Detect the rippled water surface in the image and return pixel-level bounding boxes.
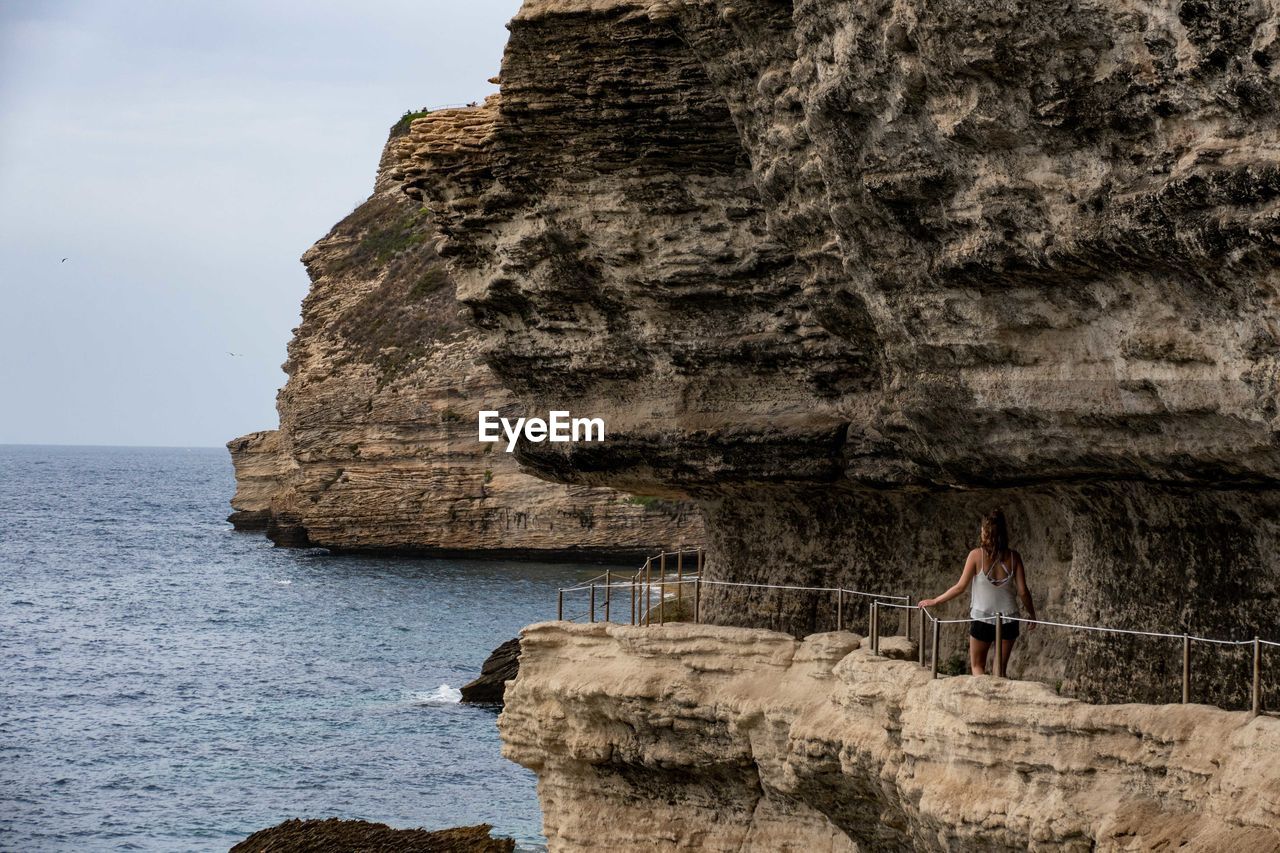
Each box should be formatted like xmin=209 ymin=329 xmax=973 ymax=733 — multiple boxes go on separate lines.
xmin=0 ymin=445 xmax=609 ymax=851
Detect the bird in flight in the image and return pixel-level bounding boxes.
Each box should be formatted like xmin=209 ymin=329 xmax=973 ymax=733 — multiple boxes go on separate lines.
xmin=228 ymin=352 xmax=243 ymax=357
xmin=61 ymin=258 xmax=68 ymax=263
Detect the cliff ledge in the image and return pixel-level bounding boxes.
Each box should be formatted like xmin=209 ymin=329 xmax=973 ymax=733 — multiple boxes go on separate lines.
xmin=502 ymin=621 xmax=1280 ymax=852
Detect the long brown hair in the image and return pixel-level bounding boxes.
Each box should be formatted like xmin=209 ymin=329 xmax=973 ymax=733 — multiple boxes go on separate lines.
xmin=980 ymin=509 xmax=1009 ymax=561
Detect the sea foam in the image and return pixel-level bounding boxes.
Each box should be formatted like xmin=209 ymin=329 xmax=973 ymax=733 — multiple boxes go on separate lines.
xmin=412 ymin=684 xmax=462 ymax=706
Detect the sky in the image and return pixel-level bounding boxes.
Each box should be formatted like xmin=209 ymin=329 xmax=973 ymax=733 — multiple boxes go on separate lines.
xmin=0 ymin=0 xmax=520 ymax=447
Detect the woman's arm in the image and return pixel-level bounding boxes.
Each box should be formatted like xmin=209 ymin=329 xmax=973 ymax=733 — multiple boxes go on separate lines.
xmin=919 ymin=551 xmax=977 ymax=608
xmin=1014 ymin=551 xmax=1037 ymax=630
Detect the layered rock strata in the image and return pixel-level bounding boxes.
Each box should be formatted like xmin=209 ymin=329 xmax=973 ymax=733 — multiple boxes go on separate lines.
xmin=394 ymin=0 xmax=1280 ymax=704
xmin=226 ymin=430 xmax=286 ymax=531
xmin=502 ymin=621 xmax=1280 ymax=852
xmin=228 ymin=123 xmax=702 ymax=557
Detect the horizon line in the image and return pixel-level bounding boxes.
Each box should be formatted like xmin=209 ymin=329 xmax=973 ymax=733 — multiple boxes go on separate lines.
xmin=0 ymin=442 xmax=226 ymax=450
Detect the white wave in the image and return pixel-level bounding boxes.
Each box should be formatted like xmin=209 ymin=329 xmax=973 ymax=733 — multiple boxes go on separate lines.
xmin=411 ymin=684 xmax=462 ymax=706
xmin=275 ymin=579 xmax=292 ymax=586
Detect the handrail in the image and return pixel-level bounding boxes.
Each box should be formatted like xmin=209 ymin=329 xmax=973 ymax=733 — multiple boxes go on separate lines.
xmin=555 ymin=548 xmax=1275 ymax=715
xmin=920 ymin=605 xmax=1271 ymax=712
xmin=920 ymin=607 xmax=1267 ymax=646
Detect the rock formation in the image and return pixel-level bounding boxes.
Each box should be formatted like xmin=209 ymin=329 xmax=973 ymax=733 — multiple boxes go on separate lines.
xmin=502 ymin=621 xmax=1280 ymax=852
xmin=228 ymin=119 xmax=702 ymax=558
xmin=461 ymin=637 xmax=521 ymax=704
xmin=231 ymin=818 xmax=515 ymax=852
xmin=394 ymin=0 xmax=1280 ymax=705
xmin=226 ymin=430 xmax=286 ymax=531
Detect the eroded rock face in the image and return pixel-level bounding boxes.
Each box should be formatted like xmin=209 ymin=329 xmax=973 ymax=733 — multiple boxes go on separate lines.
xmin=226 ymin=430 xmax=286 ymax=531
xmin=229 ymin=125 xmax=701 ymax=557
xmin=501 ymin=622 xmax=1280 ymax=852
xmin=394 ymin=0 xmax=1280 ymax=703
xmin=398 ymin=0 xmax=1280 ymax=487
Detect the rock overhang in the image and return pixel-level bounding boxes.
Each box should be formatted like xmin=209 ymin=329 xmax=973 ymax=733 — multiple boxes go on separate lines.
xmin=394 ymin=0 xmax=1280 ymax=493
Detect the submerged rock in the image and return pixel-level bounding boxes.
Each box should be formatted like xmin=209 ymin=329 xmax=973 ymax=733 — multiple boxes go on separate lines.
xmin=461 ymin=638 xmax=521 ymax=705
xmin=230 ymin=818 xmax=514 ymax=852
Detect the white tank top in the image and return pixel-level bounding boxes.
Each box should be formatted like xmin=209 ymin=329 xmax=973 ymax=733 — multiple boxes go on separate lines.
xmin=970 ymin=550 xmax=1019 ymax=624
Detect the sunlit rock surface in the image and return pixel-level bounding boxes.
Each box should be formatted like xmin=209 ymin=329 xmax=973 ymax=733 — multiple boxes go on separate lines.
xmin=501 ymin=622 xmax=1280 ymax=852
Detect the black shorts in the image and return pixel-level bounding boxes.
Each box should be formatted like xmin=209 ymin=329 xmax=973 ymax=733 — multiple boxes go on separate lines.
xmin=970 ymin=619 xmax=1019 ymax=643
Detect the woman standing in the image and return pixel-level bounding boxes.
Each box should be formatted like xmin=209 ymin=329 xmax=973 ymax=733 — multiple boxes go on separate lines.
xmin=919 ymin=509 xmax=1037 ymax=675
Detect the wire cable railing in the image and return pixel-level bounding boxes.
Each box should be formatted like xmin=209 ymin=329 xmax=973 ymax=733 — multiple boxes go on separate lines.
xmin=558 ymin=548 xmax=910 ymax=630
xmin=555 ymin=549 xmax=1275 ymax=715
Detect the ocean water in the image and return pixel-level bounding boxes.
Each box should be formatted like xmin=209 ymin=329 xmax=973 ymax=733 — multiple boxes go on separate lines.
xmin=0 ymin=445 xmax=610 ymax=851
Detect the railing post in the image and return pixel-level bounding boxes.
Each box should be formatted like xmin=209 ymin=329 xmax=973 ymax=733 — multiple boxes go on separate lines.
xmin=697 ymin=545 xmax=704 ymax=619
xmin=871 ymin=600 xmax=880 ymax=655
xmin=918 ymin=605 xmax=925 ymax=667
xmin=1182 ymin=634 xmax=1191 ymax=704
xmin=590 ymin=584 xmax=596 ymax=623
xmin=604 ymin=570 xmax=611 ymax=623
xmin=558 ymin=588 xmax=563 ymax=621
xmin=931 ymin=617 xmax=940 ymax=679
xmin=836 ymin=588 xmax=844 ymax=632
xmin=1253 ymin=637 xmax=1262 ymax=716
xmin=905 ymin=595 xmax=913 ymax=637
xmin=994 ymin=613 xmax=1004 ymax=677
xmin=644 ymin=558 xmax=652 ymax=626
xmin=677 ymin=549 xmax=684 ymax=615
xmin=659 ymin=551 xmax=666 ymax=626
xmin=694 ymin=576 xmax=701 ymax=624
xmin=630 ymin=577 xmax=637 ymax=625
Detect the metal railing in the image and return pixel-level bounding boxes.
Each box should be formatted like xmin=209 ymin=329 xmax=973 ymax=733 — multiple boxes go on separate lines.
xmin=555 ymin=550 xmax=1277 ymax=716
xmin=920 ymin=607 xmax=1275 ymax=714
xmin=557 ymin=548 xmax=713 ymax=627
xmin=558 ymin=548 xmax=911 ymax=630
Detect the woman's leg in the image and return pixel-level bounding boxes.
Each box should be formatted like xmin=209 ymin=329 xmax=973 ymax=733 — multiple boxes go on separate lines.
xmin=999 ymin=638 xmax=1017 ymax=674
xmin=969 ymin=636 xmax=991 ymax=675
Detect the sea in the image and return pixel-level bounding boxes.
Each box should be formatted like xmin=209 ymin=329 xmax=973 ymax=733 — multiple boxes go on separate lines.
xmin=0 ymin=444 xmax=612 ymax=851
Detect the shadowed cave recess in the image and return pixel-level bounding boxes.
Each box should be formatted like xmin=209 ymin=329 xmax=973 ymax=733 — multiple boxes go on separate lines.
xmin=393 ymin=0 xmax=1280 ymax=707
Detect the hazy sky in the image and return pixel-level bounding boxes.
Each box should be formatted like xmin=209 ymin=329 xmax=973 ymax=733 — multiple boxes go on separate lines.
xmin=0 ymin=0 xmax=519 ymax=447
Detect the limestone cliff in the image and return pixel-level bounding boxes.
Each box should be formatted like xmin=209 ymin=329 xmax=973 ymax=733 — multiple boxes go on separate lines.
xmin=228 ymin=122 xmax=702 ymax=557
xmin=394 ymin=0 xmax=1280 ymax=705
xmin=502 ymin=622 xmax=1280 ymax=852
